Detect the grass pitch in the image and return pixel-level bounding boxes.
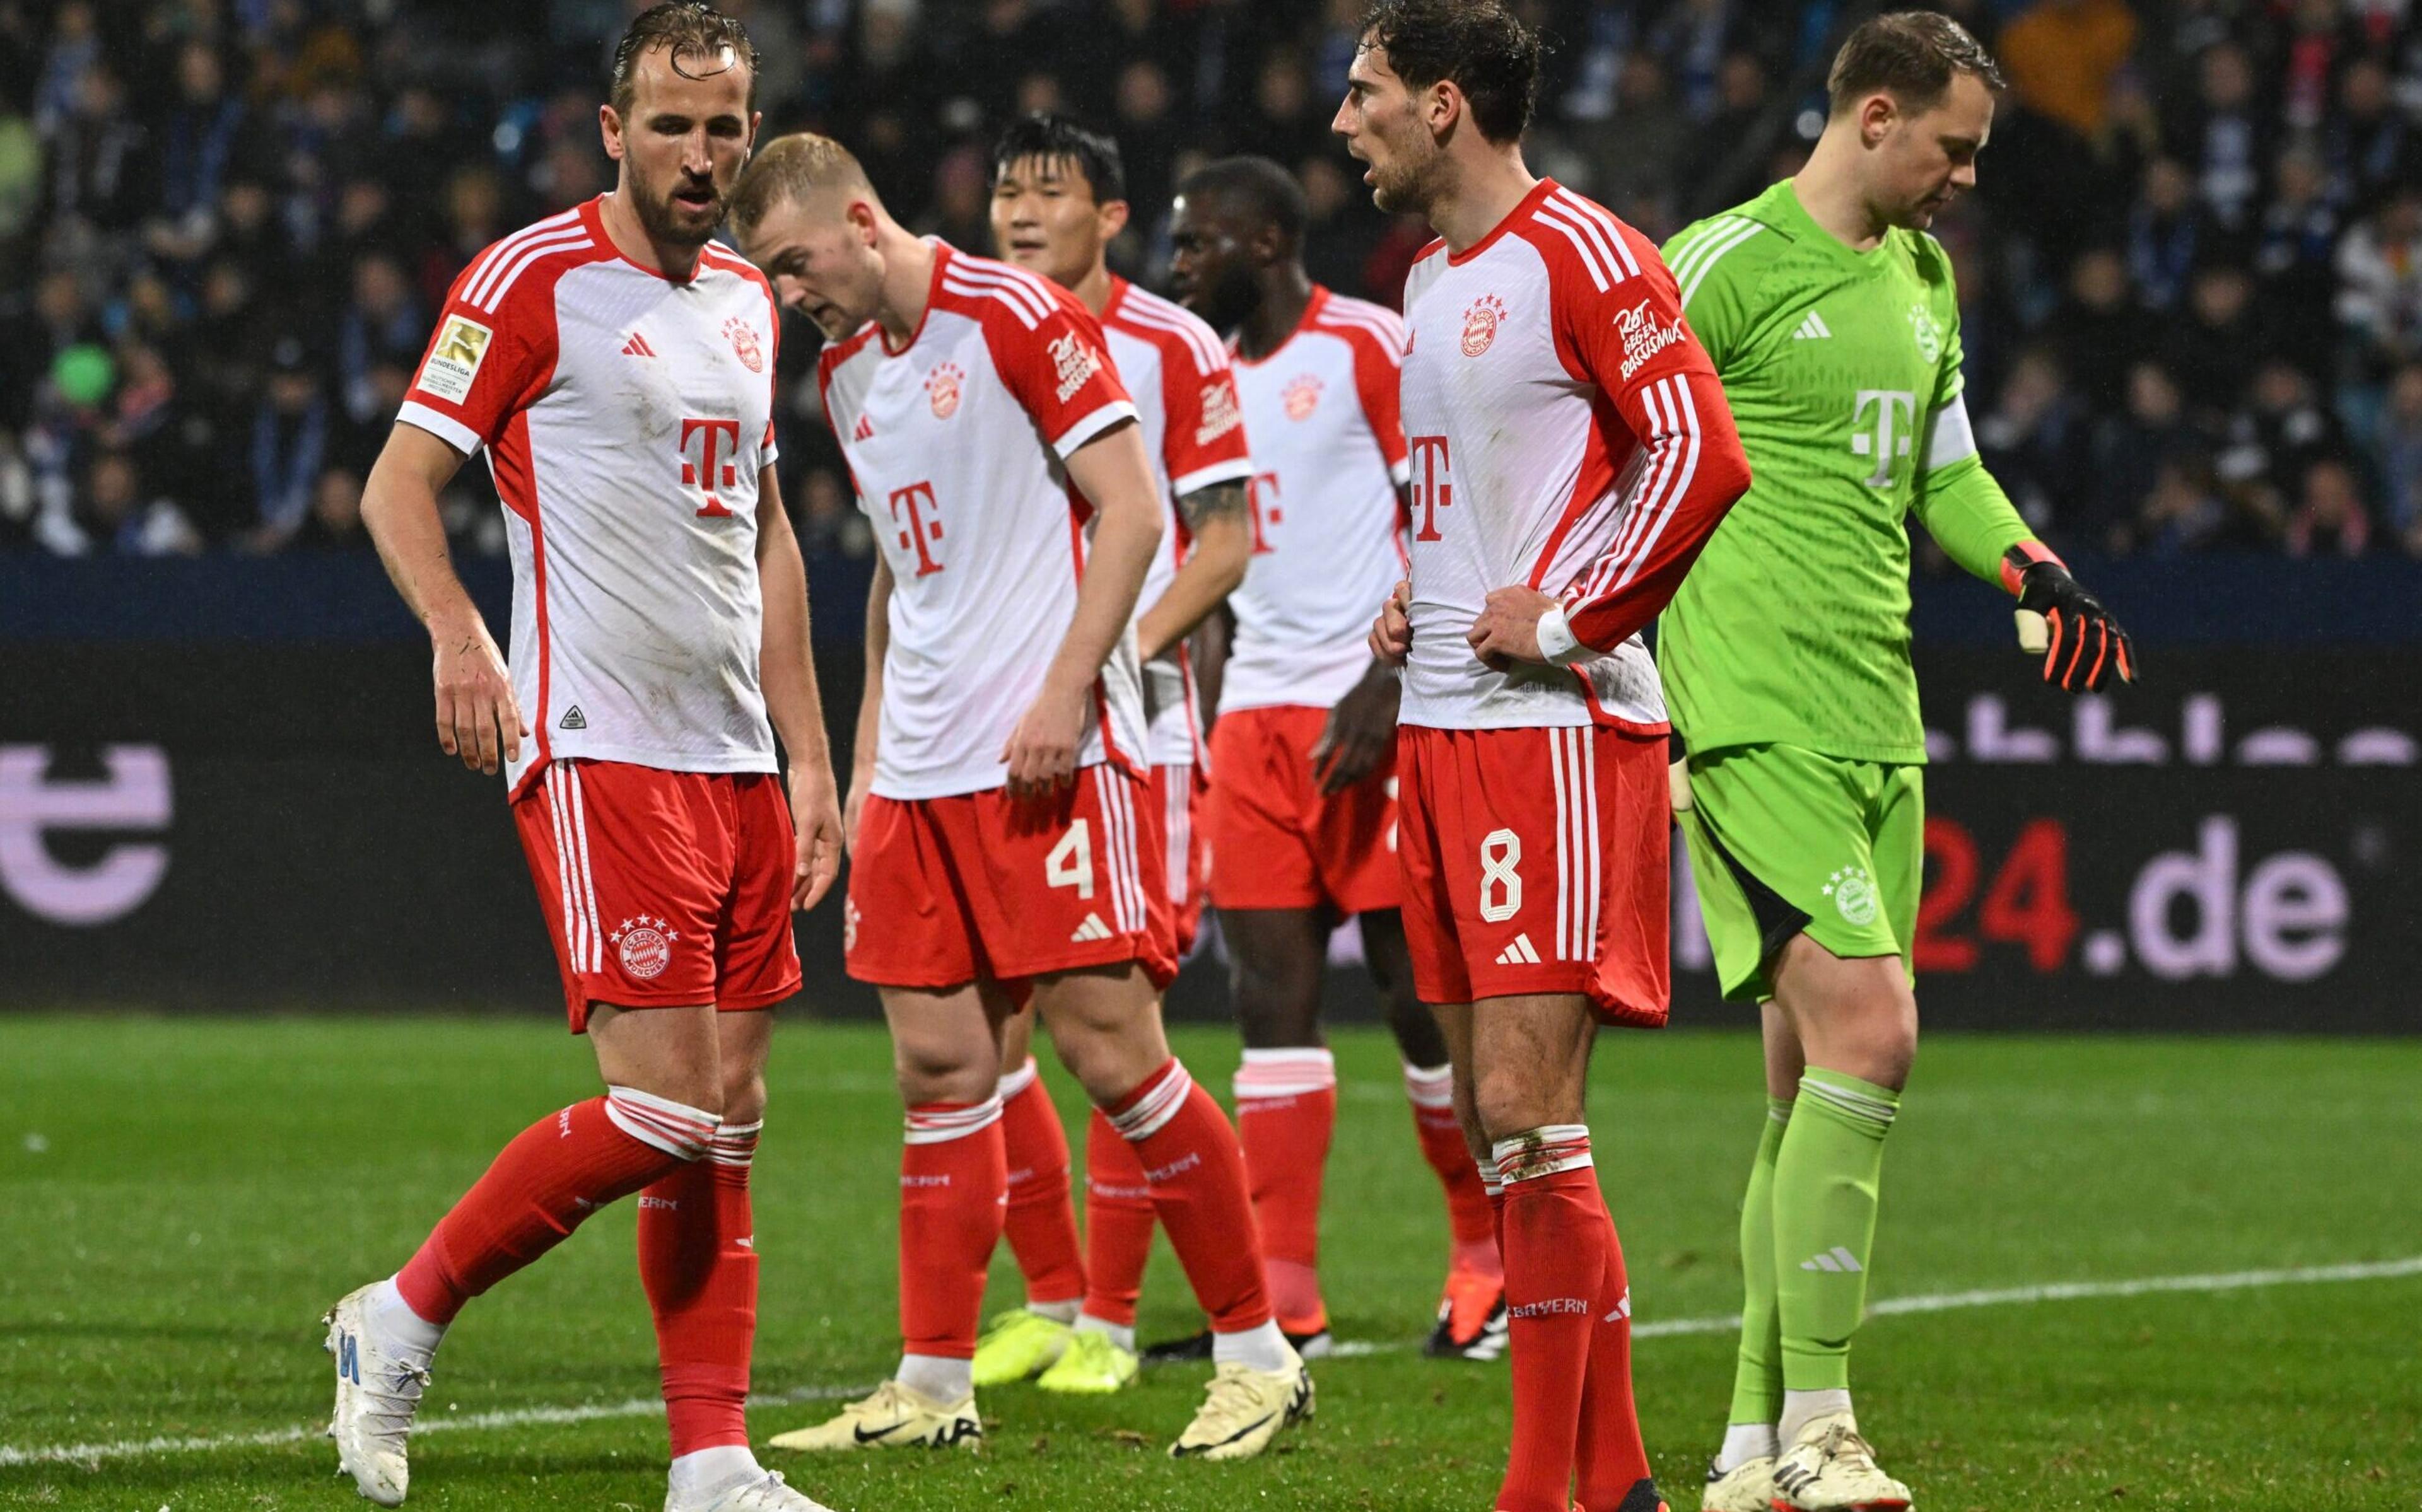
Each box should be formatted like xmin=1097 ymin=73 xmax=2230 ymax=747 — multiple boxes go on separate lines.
xmin=3 ymin=1015 xmax=2418 ymax=1511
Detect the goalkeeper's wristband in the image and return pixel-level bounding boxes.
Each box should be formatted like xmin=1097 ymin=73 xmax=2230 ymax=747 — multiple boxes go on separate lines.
xmin=2001 ymin=543 xmax=2138 ymax=692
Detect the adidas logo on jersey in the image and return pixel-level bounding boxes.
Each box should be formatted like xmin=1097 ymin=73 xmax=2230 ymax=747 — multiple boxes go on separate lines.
xmin=1793 ymin=311 xmax=1832 ymax=340
xmin=558 ymin=706 xmax=587 ymax=731
xmin=621 ymin=332 xmax=656 ymax=358
xmin=1071 ymin=913 xmax=1114 ymax=943
xmin=853 ymin=413 xmax=874 ymax=442
xmin=1494 ymin=933 xmax=1542 ymax=966
xmin=1800 ymin=1246 xmax=1864 ymax=1273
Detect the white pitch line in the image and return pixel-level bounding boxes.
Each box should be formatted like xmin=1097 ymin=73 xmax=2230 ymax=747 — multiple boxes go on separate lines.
xmin=9 ymin=1255 xmax=2419 ymax=1469
xmin=1319 ymin=1253 xmax=2422 ymax=1357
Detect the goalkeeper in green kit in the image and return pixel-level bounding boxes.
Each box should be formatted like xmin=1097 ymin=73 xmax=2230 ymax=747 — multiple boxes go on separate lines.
xmin=1657 ymin=15 xmax=2133 ymax=1512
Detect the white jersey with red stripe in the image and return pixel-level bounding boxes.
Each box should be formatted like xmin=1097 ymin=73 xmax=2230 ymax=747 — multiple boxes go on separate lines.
xmin=819 ymin=241 xmax=1147 ymax=801
xmin=1397 ymin=178 xmax=1748 ymax=733
xmin=396 ymin=195 xmax=783 ymax=798
xmin=1099 ymin=275 xmax=1253 ymax=764
xmin=1220 ymin=286 xmax=1410 ymax=715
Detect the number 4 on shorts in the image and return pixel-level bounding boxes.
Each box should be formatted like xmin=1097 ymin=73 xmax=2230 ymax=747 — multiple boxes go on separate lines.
xmin=1047 ymin=820 xmax=1094 ymax=899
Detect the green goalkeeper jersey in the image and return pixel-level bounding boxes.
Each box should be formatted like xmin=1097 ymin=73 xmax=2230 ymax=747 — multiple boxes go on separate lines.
xmin=1656 ymin=178 xmax=2030 ymax=765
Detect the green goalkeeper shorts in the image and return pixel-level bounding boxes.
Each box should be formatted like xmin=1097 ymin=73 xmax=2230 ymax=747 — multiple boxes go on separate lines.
xmin=1675 ymin=742 xmax=1923 ymax=1003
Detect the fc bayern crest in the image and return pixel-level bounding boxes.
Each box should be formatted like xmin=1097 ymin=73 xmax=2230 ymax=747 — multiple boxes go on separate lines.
xmin=723 ymin=317 xmax=764 ymax=373
xmin=1283 ymin=374 xmax=1323 ymax=421
xmin=612 ymin=914 xmax=679 ymax=979
xmin=926 ymin=362 xmax=964 ymax=419
xmin=1461 ymin=294 xmax=1506 ymax=358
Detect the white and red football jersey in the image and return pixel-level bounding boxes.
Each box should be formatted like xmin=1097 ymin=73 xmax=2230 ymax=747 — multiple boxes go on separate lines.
xmin=819 ymin=241 xmax=1147 ymax=800
xmin=1099 ymin=276 xmax=1254 ymax=764
xmin=1220 ymin=286 xmax=1410 ymax=714
xmin=1397 ymin=178 xmax=1749 ymax=732
xmin=397 ymin=196 xmax=783 ymax=798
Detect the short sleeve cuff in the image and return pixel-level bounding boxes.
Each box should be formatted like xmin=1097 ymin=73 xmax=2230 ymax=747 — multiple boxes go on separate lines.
xmin=1387 ymin=457 xmax=1412 ymax=487
xmin=1051 ymin=399 xmax=1140 ymax=459
xmin=396 ymin=402 xmax=481 ymax=458
xmin=1170 ymin=456 xmax=1254 ymax=497
xmin=1536 ymin=604 xmax=1594 ymax=666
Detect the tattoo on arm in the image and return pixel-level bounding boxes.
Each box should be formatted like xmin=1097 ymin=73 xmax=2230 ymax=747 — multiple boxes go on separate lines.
xmin=1178 ymin=480 xmax=1248 ymax=529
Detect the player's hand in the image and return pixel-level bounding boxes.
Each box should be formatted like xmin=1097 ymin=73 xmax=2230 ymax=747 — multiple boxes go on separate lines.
xmin=1002 ymin=679 xmax=1086 ymax=800
xmin=787 ymin=761 xmax=844 ymax=911
xmin=430 ymin=615 xmax=525 ymax=776
xmin=1465 ymin=584 xmax=1559 ymax=672
xmin=2007 ymin=549 xmax=2137 ymax=692
xmin=1368 ymin=578 xmax=1412 ymax=665
xmin=1311 ymin=662 xmax=1401 ymax=795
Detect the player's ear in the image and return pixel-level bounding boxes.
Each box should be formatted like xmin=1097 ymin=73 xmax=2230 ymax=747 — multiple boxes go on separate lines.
xmin=1861 ymin=92 xmax=1897 ymax=148
xmin=599 ymin=103 xmax=626 ymax=161
xmin=1100 ymin=199 xmax=1131 ymax=241
xmin=1428 ymin=79 xmax=1460 ymax=139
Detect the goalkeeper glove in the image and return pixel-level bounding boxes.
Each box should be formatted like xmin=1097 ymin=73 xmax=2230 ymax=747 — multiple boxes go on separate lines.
xmin=2001 ymin=542 xmax=2136 ymax=692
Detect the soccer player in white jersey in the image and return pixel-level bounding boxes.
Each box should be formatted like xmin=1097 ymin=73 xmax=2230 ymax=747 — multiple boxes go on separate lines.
xmin=965 ymin=115 xmax=1258 ymax=1397
xmin=324 ymin=9 xmax=844 ymax=1512
xmin=1339 ymin=4 xmax=1753 ymax=1511
xmin=729 ymin=133 xmax=1311 ymax=1463
xmin=1166 ymin=154 xmax=1508 ymax=1363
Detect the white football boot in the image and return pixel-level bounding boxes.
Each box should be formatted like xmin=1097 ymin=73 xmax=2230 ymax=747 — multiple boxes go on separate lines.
xmin=665 ymin=1467 xmax=842 ymax=1512
xmin=322 ymin=1284 xmax=432 ymax=1506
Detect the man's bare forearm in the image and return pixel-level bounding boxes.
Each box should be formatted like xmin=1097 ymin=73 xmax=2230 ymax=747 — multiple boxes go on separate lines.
xmin=1136 ymin=480 xmax=1249 ymax=661
xmin=1051 ymin=422 xmax=1163 ymax=695
xmin=363 ymin=426 xmax=479 ymax=637
xmin=855 ymin=557 xmax=893 ymax=773
xmin=753 ymin=482 xmax=833 ymax=771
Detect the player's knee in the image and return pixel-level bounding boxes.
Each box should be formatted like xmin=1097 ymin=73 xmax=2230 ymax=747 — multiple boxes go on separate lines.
xmin=1229 ymin=956 xmax=1321 ymax=1048
xmin=720 ymin=1066 xmax=768 ymax=1128
xmin=1384 ymin=992 xmax=1449 ymax=1067
xmin=1470 ymin=1069 xmax=1574 ymax=1147
xmin=892 ymin=1042 xmax=995 ymax=1108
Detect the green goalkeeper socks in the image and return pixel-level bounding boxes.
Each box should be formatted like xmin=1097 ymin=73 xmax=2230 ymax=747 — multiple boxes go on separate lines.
xmin=1726 ymin=1097 xmax=1794 ymax=1429
xmin=1772 ymin=1067 xmax=1900 ymax=1393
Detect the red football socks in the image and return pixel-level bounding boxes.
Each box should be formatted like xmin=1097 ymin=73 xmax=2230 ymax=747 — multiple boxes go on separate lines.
xmin=898 ymin=1098 xmax=1007 ymax=1360
xmin=1079 ymin=1107 xmax=1157 ymax=1329
xmin=996 ymin=1059 xmax=1085 ymax=1308
xmin=1104 ymin=1059 xmax=1273 ymax=1334
xmin=640 ymin=1120 xmax=761 ymax=1456
xmin=1405 ymin=1061 xmax=1504 ymax=1281
xmin=395 ymin=1088 xmax=715 ymax=1326
xmin=1494 ymin=1125 xmax=1610 ymax=1512
xmin=1574 ymin=1188 xmax=1652 ymax=1512
xmin=1234 ymin=1048 xmax=1337 ymax=1332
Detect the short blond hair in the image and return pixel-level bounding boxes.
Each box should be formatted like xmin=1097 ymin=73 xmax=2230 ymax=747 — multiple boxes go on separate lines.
xmin=731 ymin=133 xmax=877 ymax=236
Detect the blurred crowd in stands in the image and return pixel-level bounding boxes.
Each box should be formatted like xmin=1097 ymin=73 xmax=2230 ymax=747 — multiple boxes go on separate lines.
xmin=5 ymin=0 xmax=2422 ymax=564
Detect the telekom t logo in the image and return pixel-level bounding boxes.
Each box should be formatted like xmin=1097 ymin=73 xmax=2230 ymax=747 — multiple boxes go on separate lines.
xmin=1409 ymin=434 xmax=1453 ymax=541
xmin=1851 ymin=390 xmax=1917 ymax=489
xmin=889 ymin=480 xmax=945 ymax=575
xmin=681 ymin=417 xmax=744 ymax=517
xmin=1246 ymin=471 xmax=1281 ymax=555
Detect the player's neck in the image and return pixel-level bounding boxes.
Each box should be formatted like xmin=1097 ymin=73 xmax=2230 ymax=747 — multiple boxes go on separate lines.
xmin=1238 ymin=266 xmax=1314 ymax=361
xmin=1429 ymin=146 xmax=1535 ymax=255
xmin=874 ymin=222 xmax=937 ymax=348
xmin=1068 ymin=260 xmax=1116 ymax=317
xmin=1793 ymin=138 xmax=1891 ymax=252
xmin=597 ymin=190 xmax=705 ymax=282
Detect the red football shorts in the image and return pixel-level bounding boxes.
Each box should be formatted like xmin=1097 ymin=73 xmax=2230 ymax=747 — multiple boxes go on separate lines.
xmin=1206 ymin=704 xmax=1400 ymax=916
xmin=845 ymin=764 xmax=1179 ymax=991
xmin=1150 ymin=759 xmax=1209 ymax=957
xmin=1396 ymin=723 xmax=1670 ymax=1025
xmin=512 ymin=759 xmax=803 ymax=1032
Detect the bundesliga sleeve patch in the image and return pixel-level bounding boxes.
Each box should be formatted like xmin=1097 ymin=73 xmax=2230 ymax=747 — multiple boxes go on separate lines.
xmin=416 ymin=315 xmax=494 ymax=404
